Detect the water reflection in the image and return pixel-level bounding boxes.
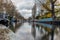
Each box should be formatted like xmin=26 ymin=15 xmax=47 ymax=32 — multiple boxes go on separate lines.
xmin=14 ymin=22 xmax=60 ymax=40
xmin=15 ymin=22 xmax=34 ymax=40
xmin=35 ymin=22 xmax=60 ymax=40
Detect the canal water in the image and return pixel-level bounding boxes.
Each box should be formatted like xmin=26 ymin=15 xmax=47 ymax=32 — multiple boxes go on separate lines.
xmin=13 ymin=22 xmax=60 ymax=40
xmin=15 ymin=22 xmax=34 ymax=40
xmin=14 ymin=22 xmax=49 ymax=40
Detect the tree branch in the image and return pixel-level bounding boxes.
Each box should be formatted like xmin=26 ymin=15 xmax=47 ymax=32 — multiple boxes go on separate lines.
xmin=42 ymin=4 xmax=52 ymax=11
xmin=38 ymin=0 xmax=51 ymax=12
xmin=53 ymin=0 xmax=57 ymax=3
xmin=55 ymin=9 xmax=60 ymax=13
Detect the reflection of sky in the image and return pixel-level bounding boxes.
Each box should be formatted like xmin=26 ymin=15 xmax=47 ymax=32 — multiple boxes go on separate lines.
xmin=16 ymin=22 xmax=32 ymax=33
xmin=15 ymin=22 xmax=34 ymax=40
xmin=11 ymin=0 xmax=34 ymax=19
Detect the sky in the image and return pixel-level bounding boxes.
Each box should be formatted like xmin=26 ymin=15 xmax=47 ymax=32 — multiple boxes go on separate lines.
xmin=11 ymin=0 xmax=34 ymax=19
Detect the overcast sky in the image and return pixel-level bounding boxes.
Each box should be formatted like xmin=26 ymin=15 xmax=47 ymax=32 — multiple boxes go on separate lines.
xmin=11 ymin=0 xmax=34 ymax=19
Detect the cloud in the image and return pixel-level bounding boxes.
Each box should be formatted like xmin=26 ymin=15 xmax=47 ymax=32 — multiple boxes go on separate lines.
xmin=11 ymin=0 xmax=34 ymax=19
xmin=20 ymin=9 xmax=32 ymax=13
xmin=12 ymin=0 xmax=34 ymax=9
xmin=19 ymin=9 xmax=32 ymax=19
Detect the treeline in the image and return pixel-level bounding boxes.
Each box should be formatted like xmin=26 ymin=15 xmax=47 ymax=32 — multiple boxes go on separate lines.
xmin=0 ymin=0 xmax=24 ymax=20
xmin=36 ymin=0 xmax=60 ymax=20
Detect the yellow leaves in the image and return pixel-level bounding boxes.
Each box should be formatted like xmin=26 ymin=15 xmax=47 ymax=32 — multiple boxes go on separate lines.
xmin=44 ymin=27 xmax=51 ymax=32
xmin=40 ymin=12 xmax=52 ymax=19
xmin=46 ymin=12 xmax=52 ymax=17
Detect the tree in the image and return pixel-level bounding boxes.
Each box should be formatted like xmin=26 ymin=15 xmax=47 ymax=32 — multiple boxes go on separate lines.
xmin=37 ymin=0 xmax=60 ymax=40
xmin=38 ymin=0 xmax=60 ymax=19
xmin=39 ymin=0 xmax=60 ymax=40
xmin=0 ymin=0 xmax=25 ymax=32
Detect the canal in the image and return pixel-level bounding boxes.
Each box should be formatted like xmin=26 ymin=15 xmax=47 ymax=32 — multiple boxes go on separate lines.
xmin=13 ymin=22 xmax=60 ymax=40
